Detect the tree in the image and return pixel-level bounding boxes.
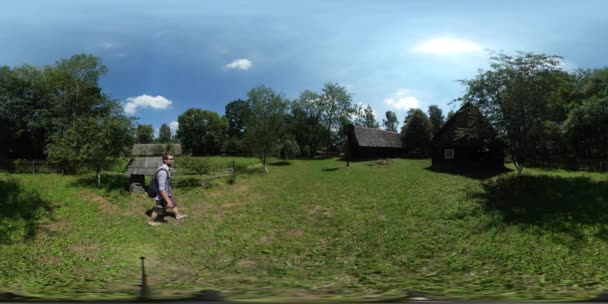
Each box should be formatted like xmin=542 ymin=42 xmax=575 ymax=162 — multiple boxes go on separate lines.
xmin=400 ymin=108 xmax=416 ymax=134
xmin=45 ymin=54 xmax=109 ymax=132
xmin=159 ymin=123 xmax=172 ymax=143
xmin=447 ymin=110 xmax=455 ymax=121
xmin=562 ymin=67 xmax=608 ymax=160
xmin=46 ymin=101 xmax=134 ymax=181
xmin=401 ymin=108 xmax=432 ymax=155
xmin=362 ymin=105 xmax=379 ymax=128
xmin=223 ymin=99 xmax=252 ymax=155
xmin=0 ymin=65 xmax=51 ymax=159
xmin=225 ymin=99 xmax=250 ymax=139
xmin=278 ymin=137 xmax=300 ymax=162
xmin=456 ymin=51 xmax=566 ymax=174
xmin=137 ymin=124 xmax=154 ymax=143
xmin=428 ymin=105 xmax=445 ymax=137
xmin=319 ymin=82 xmax=354 ymax=156
xmin=243 ymin=86 xmax=288 ymax=172
xmin=176 ymin=108 xmax=228 ymax=156
xmin=382 ymin=111 xmax=399 ymax=132
xmin=289 ymin=90 xmax=325 ymax=157
xmin=352 ymin=104 xmax=365 ymax=126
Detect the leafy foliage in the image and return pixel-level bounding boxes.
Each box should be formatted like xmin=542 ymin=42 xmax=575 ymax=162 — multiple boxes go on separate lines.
xmin=158 ymin=123 xmax=172 ymax=143
xmin=401 ymin=108 xmax=432 ymax=154
xmin=319 ymin=83 xmax=354 ymax=155
xmin=243 ymin=86 xmax=288 ymax=171
xmin=457 ymin=51 xmax=567 ymax=174
xmin=136 ymin=124 xmax=154 ymax=143
xmin=428 ymin=105 xmax=445 ymax=137
xmin=382 ymin=110 xmax=399 ymax=132
xmin=177 ymin=108 xmax=228 ymax=156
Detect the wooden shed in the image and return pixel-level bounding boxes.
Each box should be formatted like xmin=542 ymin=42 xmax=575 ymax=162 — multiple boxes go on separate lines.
xmin=431 ymin=103 xmax=504 ymax=170
xmin=125 ymin=144 xmax=182 ymax=193
xmin=345 ymin=124 xmax=404 ymax=158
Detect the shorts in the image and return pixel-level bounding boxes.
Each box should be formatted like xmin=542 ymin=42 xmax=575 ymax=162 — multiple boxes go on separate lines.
xmin=153 ymin=198 xmax=177 ymax=216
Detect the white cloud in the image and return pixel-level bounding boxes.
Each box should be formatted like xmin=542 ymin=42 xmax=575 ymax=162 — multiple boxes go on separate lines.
xmin=169 ymin=121 xmax=179 ymax=133
xmin=384 ymin=88 xmax=421 ymax=111
xmin=124 ymin=95 xmax=172 ymax=115
xmin=413 ymin=37 xmax=482 ymax=55
xmin=558 ymin=58 xmax=578 ymax=72
xmin=99 ymin=42 xmax=114 ymax=49
xmin=225 ymin=59 xmax=252 ymax=70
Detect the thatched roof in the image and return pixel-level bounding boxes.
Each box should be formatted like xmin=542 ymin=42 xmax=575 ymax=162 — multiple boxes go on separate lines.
xmin=131 ymin=144 xmax=182 ymax=156
xmin=124 ymin=157 xmax=164 ymax=175
xmin=351 ymin=125 xmax=404 ymax=148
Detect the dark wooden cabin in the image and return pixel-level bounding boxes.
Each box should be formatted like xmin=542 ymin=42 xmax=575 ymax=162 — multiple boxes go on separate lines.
xmin=345 ymin=124 xmax=404 ymax=158
xmin=431 ymin=103 xmax=504 ymax=170
xmin=125 ymin=144 xmax=182 ymax=192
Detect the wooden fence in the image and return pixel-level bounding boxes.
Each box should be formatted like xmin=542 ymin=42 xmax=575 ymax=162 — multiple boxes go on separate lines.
xmin=12 ymin=160 xmax=62 ymax=174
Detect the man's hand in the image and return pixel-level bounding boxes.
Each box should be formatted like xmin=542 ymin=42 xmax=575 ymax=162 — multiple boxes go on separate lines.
xmin=161 ymin=191 xmax=174 ymax=208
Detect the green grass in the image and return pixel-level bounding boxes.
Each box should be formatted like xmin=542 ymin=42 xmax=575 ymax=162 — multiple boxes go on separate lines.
xmin=1 ymin=158 xmax=607 ymax=301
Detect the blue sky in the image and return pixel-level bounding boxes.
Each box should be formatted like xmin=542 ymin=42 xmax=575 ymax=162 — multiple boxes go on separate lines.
xmin=2 ymin=0 xmax=607 ymax=135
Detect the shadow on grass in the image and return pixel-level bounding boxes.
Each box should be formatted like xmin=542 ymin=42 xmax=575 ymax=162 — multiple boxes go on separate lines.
xmin=426 ymin=166 xmax=513 ymax=180
xmin=70 ymin=173 xmax=130 ymax=192
xmin=469 ymin=174 xmax=608 ymax=242
xmin=322 ymin=168 xmax=340 ymax=172
xmin=269 ymin=161 xmax=292 ymax=166
xmin=0 ymin=179 xmax=54 ymax=244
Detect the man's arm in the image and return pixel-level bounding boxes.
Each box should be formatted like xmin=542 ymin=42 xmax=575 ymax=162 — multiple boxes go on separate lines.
xmin=157 ymin=170 xmax=174 ymax=208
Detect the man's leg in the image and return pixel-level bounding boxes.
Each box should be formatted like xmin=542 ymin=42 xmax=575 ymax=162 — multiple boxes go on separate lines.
xmin=173 ymin=207 xmax=187 ymax=220
xmin=170 ymin=197 xmax=187 ymax=220
xmin=148 ymin=201 xmax=165 ymax=226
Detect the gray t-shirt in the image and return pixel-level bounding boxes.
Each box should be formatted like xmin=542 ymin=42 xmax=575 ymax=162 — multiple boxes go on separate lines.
xmin=155 ymin=164 xmax=172 ymax=201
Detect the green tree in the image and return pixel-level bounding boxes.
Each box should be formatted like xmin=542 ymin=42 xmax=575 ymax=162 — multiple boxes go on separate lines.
xmin=562 ymin=67 xmax=608 ymax=160
xmin=428 ymin=105 xmax=445 ymax=137
xmin=223 ymin=99 xmax=251 ymax=155
xmin=0 ymin=65 xmax=51 ymax=159
xmin=447 ymin=110 xmax=455 ymax=121
xmin=177 ymin=108 xmax=228 ymax=156
xmin=225 ymin=99 xmax=250 ymax=138
xmin=362 ymin=105 xmax=379 ymax=128
xmin=159 ymin=123 xmax=172 ymax=143
xmin=278 ymin=137 xmax=301 ymax=162
xmin=46 ymin=101 xmax=134 ymax=181
xmin=400 ymin=108 xmax=416 ymax=134
xmin=401 ymin=108 xmax=432 ymax=155
xmin=382 ymin=110 xmax=399 ymax=132
xmin=457 ymin=51 xmax=566 ymax=174
xmin=45 ymin=54 xmax=109 ymax=131
xmin=319 ymin=82 xmax=354 ymax=156
xmin=289 ymin=90 xmax=325 ymax=157
xmin=137 ymin=124 xmax=154 ymax=143
xmin=243 ymin=86 xmax=288 ymax=172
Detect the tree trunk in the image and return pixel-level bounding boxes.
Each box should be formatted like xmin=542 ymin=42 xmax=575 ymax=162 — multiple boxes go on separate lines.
xmin=263 ymin=152 xmax=268 ymax=173
xmin=97 ymin=166 xmax=101 ymax=187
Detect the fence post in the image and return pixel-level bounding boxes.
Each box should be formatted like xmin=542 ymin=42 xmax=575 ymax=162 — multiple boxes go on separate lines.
xmin=32 ymin=160 xmax=35 ymax=174
xmin=232 ymin=160 xmax=236 ymax=182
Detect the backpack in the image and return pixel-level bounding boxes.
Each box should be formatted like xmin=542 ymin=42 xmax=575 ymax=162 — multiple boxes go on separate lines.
xmin=147 ymin=168 xmax=168 ymax=198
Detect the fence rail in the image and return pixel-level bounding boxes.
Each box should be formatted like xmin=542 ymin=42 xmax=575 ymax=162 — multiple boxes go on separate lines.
xmin=12 ymin=160 xmax=62 ymax=174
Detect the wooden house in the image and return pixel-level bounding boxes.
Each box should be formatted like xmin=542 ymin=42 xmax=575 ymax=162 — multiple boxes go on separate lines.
xmin=345 ymin=124 xmax=404 ymax=158
xmin=431 ymin=103 xmax=504 ymax=170
xmin=125 ymin=144 xmax=182 ymax=193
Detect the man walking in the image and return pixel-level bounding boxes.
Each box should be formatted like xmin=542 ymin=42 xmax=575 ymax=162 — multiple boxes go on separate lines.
xmin=148 ymin=153 xmax=187 ymax=226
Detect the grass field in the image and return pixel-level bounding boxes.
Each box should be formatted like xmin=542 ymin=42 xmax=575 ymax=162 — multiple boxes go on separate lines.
xmin=1 ymin=157 xmax=607 ymax=301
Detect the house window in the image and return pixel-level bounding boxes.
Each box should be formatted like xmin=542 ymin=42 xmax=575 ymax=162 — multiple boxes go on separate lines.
xmin=444 ymin=149 xmax=454 ymax=159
